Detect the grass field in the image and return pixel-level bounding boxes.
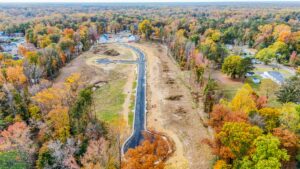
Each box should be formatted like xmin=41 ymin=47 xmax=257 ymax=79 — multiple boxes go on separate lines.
xmin=128 ymin=95 xmax=135 ymax=127
xmin=93 ymin=78 xmax=126 ymax=123
xmin=220 ymin=76 xmax=281 ymax=107
xmin=128 ymin=80 xmax=137 ymax=127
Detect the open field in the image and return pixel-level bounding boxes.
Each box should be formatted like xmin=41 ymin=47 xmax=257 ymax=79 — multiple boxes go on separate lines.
xmin=94 ymin=78 xmax=126 ymax=122
xmin=54 ymin=43 xmax=137 ymax=138
xmin=211 ymin=64 xmax=283 ymax=103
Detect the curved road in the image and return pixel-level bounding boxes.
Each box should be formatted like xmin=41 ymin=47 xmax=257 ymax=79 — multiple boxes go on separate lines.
xmin=122 ymin=44 xmax=147 ymax=154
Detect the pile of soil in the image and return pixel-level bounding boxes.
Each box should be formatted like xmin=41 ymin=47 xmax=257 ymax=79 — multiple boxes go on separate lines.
xmin=93 ymin=49 xmax=101 ymax=54
xmin=166 ymin=78 xmax=175 ymax=85
xmin=166 ymin=95 xmax=183 ymax=101
xmin=93 ymin=45 xmax=107 ymax=54
xmin=174 ymin=107 xmax=187 ymax=115
xmin=104 ymin=49 xmax=120 ymax=56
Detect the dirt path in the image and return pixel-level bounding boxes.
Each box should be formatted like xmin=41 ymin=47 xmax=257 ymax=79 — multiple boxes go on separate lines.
xmin=54 ymin=49 xmax=107 ymax=85
xmin=132 ymin=42 xmax=214 ymax=169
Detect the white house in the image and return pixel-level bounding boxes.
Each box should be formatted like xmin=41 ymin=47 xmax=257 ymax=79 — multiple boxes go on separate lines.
xmin=128 ymin=35 xmax=139 ymax=42
xmin=98 ymin=34 xmax=109 ymax=44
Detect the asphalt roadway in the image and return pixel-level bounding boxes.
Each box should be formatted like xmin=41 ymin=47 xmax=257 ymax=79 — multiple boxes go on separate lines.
xmin=122 ymin=44 xmax=147 ymax=154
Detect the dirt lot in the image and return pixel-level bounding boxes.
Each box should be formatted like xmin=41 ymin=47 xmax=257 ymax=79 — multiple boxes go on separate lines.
xmin=54 ymin=43 xmax=137 ymax=137
xmin=132 ymin=42 xmax=214 ymax=169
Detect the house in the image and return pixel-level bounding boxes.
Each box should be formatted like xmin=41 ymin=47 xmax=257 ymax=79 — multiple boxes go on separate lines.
xmin=245 ymin=72 xmax=255 ymax=77
xmin=128 ymin=35 xmax=139 ymax=42
xmin=262 ymin=71 xmax=285 ymax=85
xmin=12 ymin=33 xmax=24 ymax=37
xmin=98 ymin=34 xmax=109 ymax=44
xmin=251 ymin=58 xmax=262 ymax=64
xmin=242 ymin=47 xmax=257 ymax=56
xmin=252 ymin=77 xmax=261 ymax=84
xmin=225 ymin=44 xmax=233 ymax=50
xmin=1 ymin=43 xmax=17 ymax=52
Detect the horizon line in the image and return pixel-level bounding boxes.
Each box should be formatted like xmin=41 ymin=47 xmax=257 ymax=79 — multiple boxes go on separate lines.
xmin=1 ymin=0 xmax=300 ymax=3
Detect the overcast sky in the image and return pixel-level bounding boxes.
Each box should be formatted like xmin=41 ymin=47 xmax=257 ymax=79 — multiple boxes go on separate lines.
xmin=1 ymin=0 xmax=300 ymax=3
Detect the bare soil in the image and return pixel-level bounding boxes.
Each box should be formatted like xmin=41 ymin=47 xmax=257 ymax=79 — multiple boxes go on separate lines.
xmin=54 ymin=43 xmax=137 ymax=139
xmin=132 ymin=42 xmax=214 ymax=169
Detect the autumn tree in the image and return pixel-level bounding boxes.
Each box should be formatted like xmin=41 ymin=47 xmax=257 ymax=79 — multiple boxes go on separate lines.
xmin=37 ymin=139 xmax=80 ymax=169
xmin=200 ymin=37 xmax=227 ymax=66
xmin=258 ymin=107 xmax=281 ymax=132
xmin=40 ymin=45 xmax=63 ymax=79
xmin=213 ymin=160 xmax=231 ymax=169
xmin=277 ymin=75 xmax=300 ymax=103
xmin=230 ymin=84 xmax=257 ymax=114
xmin=203 ymin=78 xmax=218 ymax=113
xmin=279 ymin=103 xmax=300 ymax=133
xmin=32 ymin=87 xmax=66 ymax=113
xmin=270 ymin=41 xmax=289 ymax=63
xmin=217 ymin=122 xmax=262 ymax=158
xmin=194 ymin=65 xmax=205 ymax=84
xmin=5 ymin=66 xmax=27 ymax=86
xmin=47 ymin=106 xmax=70 ymax=142
xmin=70 ymin=87 xmax=93 ymax=135
xmin=122 ymin=133 xmax=170 ymax=169
xmin=222 ymin=55 xmax=254 ymax=79
xmin=25 ymin=28 xmax=37 ymax=45
xmin=273 ymin=24 xmax=291 ymax=43
xmin=255 ymin=48 xmax=276 ymax=64
xmin=254 ymin=24 xmax=274 ymax=48
xmin=209 ymin=104 xmax=248 ymax=133
xmin=58 ymin=38 xmax=74 ymax=62
xmin=138 ymin=20 xmax=153 ymax=40
xmin=80 ymin=138 xmax=109 ymax=169
xmin=239 ymin=134 xmax=289 ymax=169
xmin=0 ymin=122 xmax=35 ymax=167
xmin=23 ymin=51 xmax=43 ymax=85
xmin=273 ymin=128 xmax=299 ymax=164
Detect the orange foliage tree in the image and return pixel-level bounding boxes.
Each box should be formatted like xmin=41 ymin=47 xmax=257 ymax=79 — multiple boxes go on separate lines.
xmin=6 ymin=66 xmax=27 ymax=86
xmin=122 ymin=133 xmax=170 ymax=169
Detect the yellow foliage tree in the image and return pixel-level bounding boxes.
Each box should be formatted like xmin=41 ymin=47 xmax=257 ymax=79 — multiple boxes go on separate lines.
xmin=47 ymin=106 xmax=70 ymax=142
xmin=32 ymin=87 xmax=66 ymax=113
xmin=258 ymin=107 xmax=281 ymax=132
xmin=138 ymin=20 xmax=153 ymax=40
xmin=64 ymin=73 xmax=81 ymax=91
xmin=213 ymin=160 xmax=231 ymax=169
xmin=230 ymin=84 xmax=257 ymax=113
xmin=37 ymin=35 xmax=51 ymax=48
xmin=6 ymin=66 xmax=27 ymax=85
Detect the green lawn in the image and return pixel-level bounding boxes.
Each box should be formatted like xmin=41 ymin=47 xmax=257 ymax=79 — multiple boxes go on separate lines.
xmin=245 ymin=74 xmax=262 ymax=90
xmin=257 ymin=79 xmax=281 ymax=107
xmin=128 ymin=79 xmax=137 ymax=127
xmin=221 ymin=83 xmax=243 ymax=100
xmin=0 ymin=151 xmax=28 ymax=169
xmin=128 ymin=98 xmax=135 ymax=126
xmin=220 ymin=77 xmax=281 ymax=107
xmin=93 ymin=79 xmax=126 ymax=123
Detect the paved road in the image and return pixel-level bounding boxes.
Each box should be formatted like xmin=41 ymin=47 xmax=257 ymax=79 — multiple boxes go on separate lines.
xmin=95 ymin=41 xmax=147 ymax=154
xmin=122 ymin=44 xmax=147 ymax=154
